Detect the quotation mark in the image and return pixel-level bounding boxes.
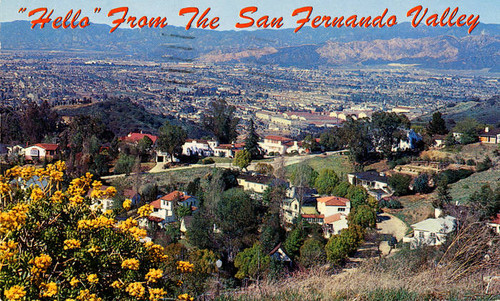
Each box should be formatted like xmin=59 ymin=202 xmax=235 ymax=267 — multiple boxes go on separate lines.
xmin=94 ymin=8 xmax=102 ymax=13
xmin=18 ymin=8 xmax=27 ymax=13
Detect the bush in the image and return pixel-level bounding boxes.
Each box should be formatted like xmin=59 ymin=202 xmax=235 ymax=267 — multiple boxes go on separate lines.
xmin=0 ymin=162 xmax=196 ymax=300
xmin=201 ymin=157 xmax=215 ymax=165
xmin=466 ymin=159 xmax=476 ymax=166
xmin=388 ymin=174 xmax=412 ymax=196
xmin=299 ymin=238 xmax=326 ymax=268
xmin=476 ymin=156 xmax=492 ymax=172
xmin=438 ymin=169 xmax=474 ymax=184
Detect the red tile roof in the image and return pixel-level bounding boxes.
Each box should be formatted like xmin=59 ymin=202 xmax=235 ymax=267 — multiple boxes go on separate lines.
xmin=265 ymin=135 xmax=292 ymax=142
xmin=151 ymin=191 xmax=192 ymax=209
xmin=324 ymin=213 xmax=345 ymax=224
xmin=35 ymin=143 xmax=59 ymax=151
xmin=301 ymin=214 xmax=324 ymax=219
xmin=317 ymin=196 xmax=349 ymax=207
xmin=121 ymin=132 xmax=158 ymax=144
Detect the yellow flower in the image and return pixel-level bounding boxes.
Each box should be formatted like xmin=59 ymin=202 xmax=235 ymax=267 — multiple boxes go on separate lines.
xmin=137 ymin=204 xmax=153 ymax=217
xmin=149 ymin=288 xmax=166 ymax=301
xmin=0 ymin=240 xmax=18 ymax=263
xmin=176 ymin=280 xmax=183 ymax=286
xmin=30 ymin=187 xmax=45 ymax=202
xmin=69 ymin=195 xmax=85 ymax=206
xmin=70 ymin=277 xmax=79 ymax=287
xmin=87 ymin=274 xmax=98 ymax=284
xmin=4 ymin=285 xmax=26 ymax=300
xmin=123 ymin=199 xmax=132 ymax=210
xmin=121 ymin=258 xmax=140 ymax=270
xmin=145 ymin=268 xmax=163 ymax=283
xmin=177 ymin=293 xmax=194 ymax=301
xmin=33 ymin=254 xmax=52 ymax=270
xmin=40 ymin=282 xmax=58 ymax=297
xmin=117 ymin=218 xmax=138 ymax=231
xmin=125 ymin=282 xmax=145 ymax=297
xmin=177 ymin=260 xmax=194 ymax=273
xmin=110 ymin=280 xmax=122 ymax=289
xmin=51 ymin=190 xmax=64 ymax=203
xmin=88 ymin=245 xmax=101 ymax=255
xmin=144 ymin=242 xmax=168 ymax=262
xmin=127 ymin=226 xmax=147 ymax=241
xmin=64 ymin=239 xmax=81 ymax=250
xmin=104 ymin=186 xmax=117 ymax=198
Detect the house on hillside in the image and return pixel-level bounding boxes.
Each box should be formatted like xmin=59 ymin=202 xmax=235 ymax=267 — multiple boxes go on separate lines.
xmin=259 ymin=136 xmax=293 ymax=155
xmin=479 ymin=127 xmax=500 ymax=144
xmin=213 ymin=142 xmax=245 ymax=158
xmin=237 ymin=173 xmax=274 ymax=194
xmin=348 ymin=170 xmax=392 ymax=200
xmin=120 ymin=132 xmax=158 ymax=145
xmin=403 ymin=210 xmax=456 ymax=247
xmin=148 ymin=191 xmax=198 ymax=228
xmin=316 ymin=196 xmax=351 ymax=237
xmin=393 ymin=129 xmax=422 ymax=152
xmin=24 ymin=143 xmax=59 ymax=161
xmin=182 ymin=139 xmax=217 ymax=157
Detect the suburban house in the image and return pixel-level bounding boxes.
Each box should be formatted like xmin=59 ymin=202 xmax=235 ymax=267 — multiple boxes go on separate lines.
xmin=393 ymin=129 xmax=423 ymax=152
xmin=213 ymin=143 xmax=245 ymax=158
xmin=24 ymin=143 xmax=59 ymax=161
xmin=403 ymin=210 xmax=456 ymax=247
xmin=237 ymin=173 xmax=274 ymax=194
xmin=282 ymin=196 xmax=317 ymax=225
xmin=120 ymin=132 xmax=158 ymax=145
xmin=123 ymin=189 xmax=141 ymax=206
xmin=348 ymin=170 xmax=392 ymax=200
xmin=182 ymin=139 xmax=217 ymax=157
xmin=487 ymin=213 xmax=500 ymax=234
xmin=432 ymin=135 xmax=446 ymax=148
xmin=259 ymin=136 xmax=293 ymax=155
xmin=479 ymin=127 xmax=500 ymax=144
xmin=316 ymin=196 xmax=351 ymax=237
xmin=148 ymin=191 xmax=198 ymax=227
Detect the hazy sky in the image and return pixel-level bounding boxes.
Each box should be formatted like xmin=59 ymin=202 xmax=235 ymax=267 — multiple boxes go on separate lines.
xmin=0 ymin=0 xmax=498 ymax=30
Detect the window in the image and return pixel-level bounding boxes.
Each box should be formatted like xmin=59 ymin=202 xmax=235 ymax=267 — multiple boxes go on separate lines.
xmin=419 ymin=231 xmax=424 ymax=238
xmin=430 ymin=233 xmax=436 ymax=238
xmin=294 ymin=204 xmax=298 ymax=210
xmin=338 ymin=208 xmax=345 ymax=212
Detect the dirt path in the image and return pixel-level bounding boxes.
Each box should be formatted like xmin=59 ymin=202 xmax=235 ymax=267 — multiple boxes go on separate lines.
xmin=377 ymin=213 xmax=408 ymax=255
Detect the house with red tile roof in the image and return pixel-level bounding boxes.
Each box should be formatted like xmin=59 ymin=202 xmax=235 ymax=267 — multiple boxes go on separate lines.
xmin=120 ymin=132 xmax=158 ymax=144
xmin=24 ymin=143 xmax=59 ymax=161
xmin=148 ymin=191 xmax=198 ymax=226
xmin=317 ymin=196 xmax=351 ymax=237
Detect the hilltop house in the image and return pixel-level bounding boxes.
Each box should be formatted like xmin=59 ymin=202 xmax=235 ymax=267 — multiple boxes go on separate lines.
xmin=479 ymin=127 xmax=500 ymax=144
xmin=182 ymin=139 xmax=217 ymax=157
xmin=403 ymin=210 xmax=456 ymax=247
xmin=24 ymin=143 xmax=59 ymax=161
xmin=348 ymin=170 xmax=392 ymax=200
xmin=259 ymin=136 xmax=292 ymax=155
xmin=317 ymin=196 xmax=351 ymax=237
xmin=393 ymin=129 xmax=423 ymax=152
xmin=120 ymin=132 xmax=158 ymax=145
xmin=148 ymin=191 xmax=198 ymax=227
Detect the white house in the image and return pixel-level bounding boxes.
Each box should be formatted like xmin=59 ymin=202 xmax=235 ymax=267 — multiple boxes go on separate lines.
xmin=24 ymin=143 xmax=59 ymax=161
xmin=88 ymin=186 xmax=115 ymax=213
xmin=259 ymin=136 xmax=293 ymax=155
xmin=403 ymin=210 xmax=456 ymax=247
xmin=316 ymin=196 xmax=351 ymax=237
xmin=155 ymin=151 xmax=179 ymax=163
xmin=149 ymin=191 xmax=198 ymax=227
xmin=393 ymin=129 xmax=422 ymax=152
xmin=182 ymin=139 xmax=217 ymax=157
xmin=479 ymin=127 xmax=500 ymax=144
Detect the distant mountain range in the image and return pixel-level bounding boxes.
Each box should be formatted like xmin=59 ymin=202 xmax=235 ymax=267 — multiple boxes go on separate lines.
xmin=1 ymin=21 xmax=499 ymax=70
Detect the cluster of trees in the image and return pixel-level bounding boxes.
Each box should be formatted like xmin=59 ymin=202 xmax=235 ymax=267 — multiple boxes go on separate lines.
xmin=319 ymin=112 xmax=411 ymax=166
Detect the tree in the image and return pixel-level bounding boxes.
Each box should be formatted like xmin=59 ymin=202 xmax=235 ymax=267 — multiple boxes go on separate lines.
xmin=320 ymin=127 xmax=341 ymax=151
xmin=427 ymin=111 xmax=448 ymax=135
xmin=453 ymin=118 xmax=483 ymax=145
xmin=299 ymin=238 xmax=326 ymax=268
xmin=175 ymin=204 xmax=192 ymax=220
xmin=346 ymin=185 xmax=368 ymax=208
xmin=314 ymin=169 xmax=340 ymax=195
xmin=254 ymin=163 xmax=274 ymax=175
xmin=157 ymin=121 xmax=187 ymax=162
xmin=302 ymin=135 xmax=320 ymax=153
xmin=325 ymin=228 xmax=360 ymax=265
xmin=233 ymin=149 xmax=252 ymax=171
xmin=338 ymin=116 xmax=373 ymax=166
xmin=332 ymin=182 xmax=351 ymax=198
xmin=388 ymin=173 xmax=412 ymax=196
xmin=244 ymin=119 xmax=262 ymax=159
xmin=283 ymin=224 xmax=306 ymax=259
xmin=215 ymin=189 xmax=259 ymax=261
xmin=114 ymin=154 xmax=135 ymax=175
xmin=290 ymin=163 xmax=318 ymax=188
xmin=414 ymin=173 xmax=431 ymax=194
xmin=371 ymin=111 xmax=411 ymax=159
xmin=187 ymin=212 xmax=216 ymax=250
xmin=202 ymin=99 xmax=240 ymax=144
xmin=434 ymin=179 xmax=452 ymax=209
xmin=234 ymin=243 xmax=271 ymax=280
xmin=259 ymin=213 xmax=285 ymax=253
xmin=137 ymin=136 xmax=153 ymax=162
xmin=347 ymin=205 xmax=377 ymax=228
xmin=469 ymin=185 xmax=500 ymax=221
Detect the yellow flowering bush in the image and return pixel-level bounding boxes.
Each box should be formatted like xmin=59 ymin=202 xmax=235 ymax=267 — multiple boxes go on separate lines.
xmin=123 ymin=199 xmax=132 ymax=210
xmin=0 ymin=163 xmax=196 ymax=300
xmin=137 ymin=204 xmax=153 ymax=217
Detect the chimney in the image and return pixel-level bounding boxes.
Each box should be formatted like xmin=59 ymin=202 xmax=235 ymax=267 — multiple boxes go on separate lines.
xmin=485 ymin=127 xmax=489 ymax=133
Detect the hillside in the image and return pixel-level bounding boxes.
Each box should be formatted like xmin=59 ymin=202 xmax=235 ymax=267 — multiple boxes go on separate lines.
xmin=1 ymin=21 xmax=499 ymax=70
xmin=416 ymin=96 xmax=500 ymax=126
xmin=54 ymin=98 xmax=210 ymax=137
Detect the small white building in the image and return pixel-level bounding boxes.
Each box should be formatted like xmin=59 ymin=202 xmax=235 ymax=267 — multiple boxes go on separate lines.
xmin=182 ymin=139 xmax=217 ymax=157
xmin=237 ymin=173 xmax=274 ymax=194
xmin=24 ymin=143 xmax=59 ymax=161
xmin=316 ymin=196 xmax=351 ymax=237
xmin=487 ymin=213 xmax=500 ymax=234
xmin=403 ymin=210 xmax=456 ymax=247
xmin=348 ymin=171 xmax=392 ymax=200
xmin=259 ymin=136 xmax=293 ymax=155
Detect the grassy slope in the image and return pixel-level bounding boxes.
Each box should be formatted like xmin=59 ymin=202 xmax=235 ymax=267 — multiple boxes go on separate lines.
xmin=286 ymin=155 xmax=354 ymax=181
